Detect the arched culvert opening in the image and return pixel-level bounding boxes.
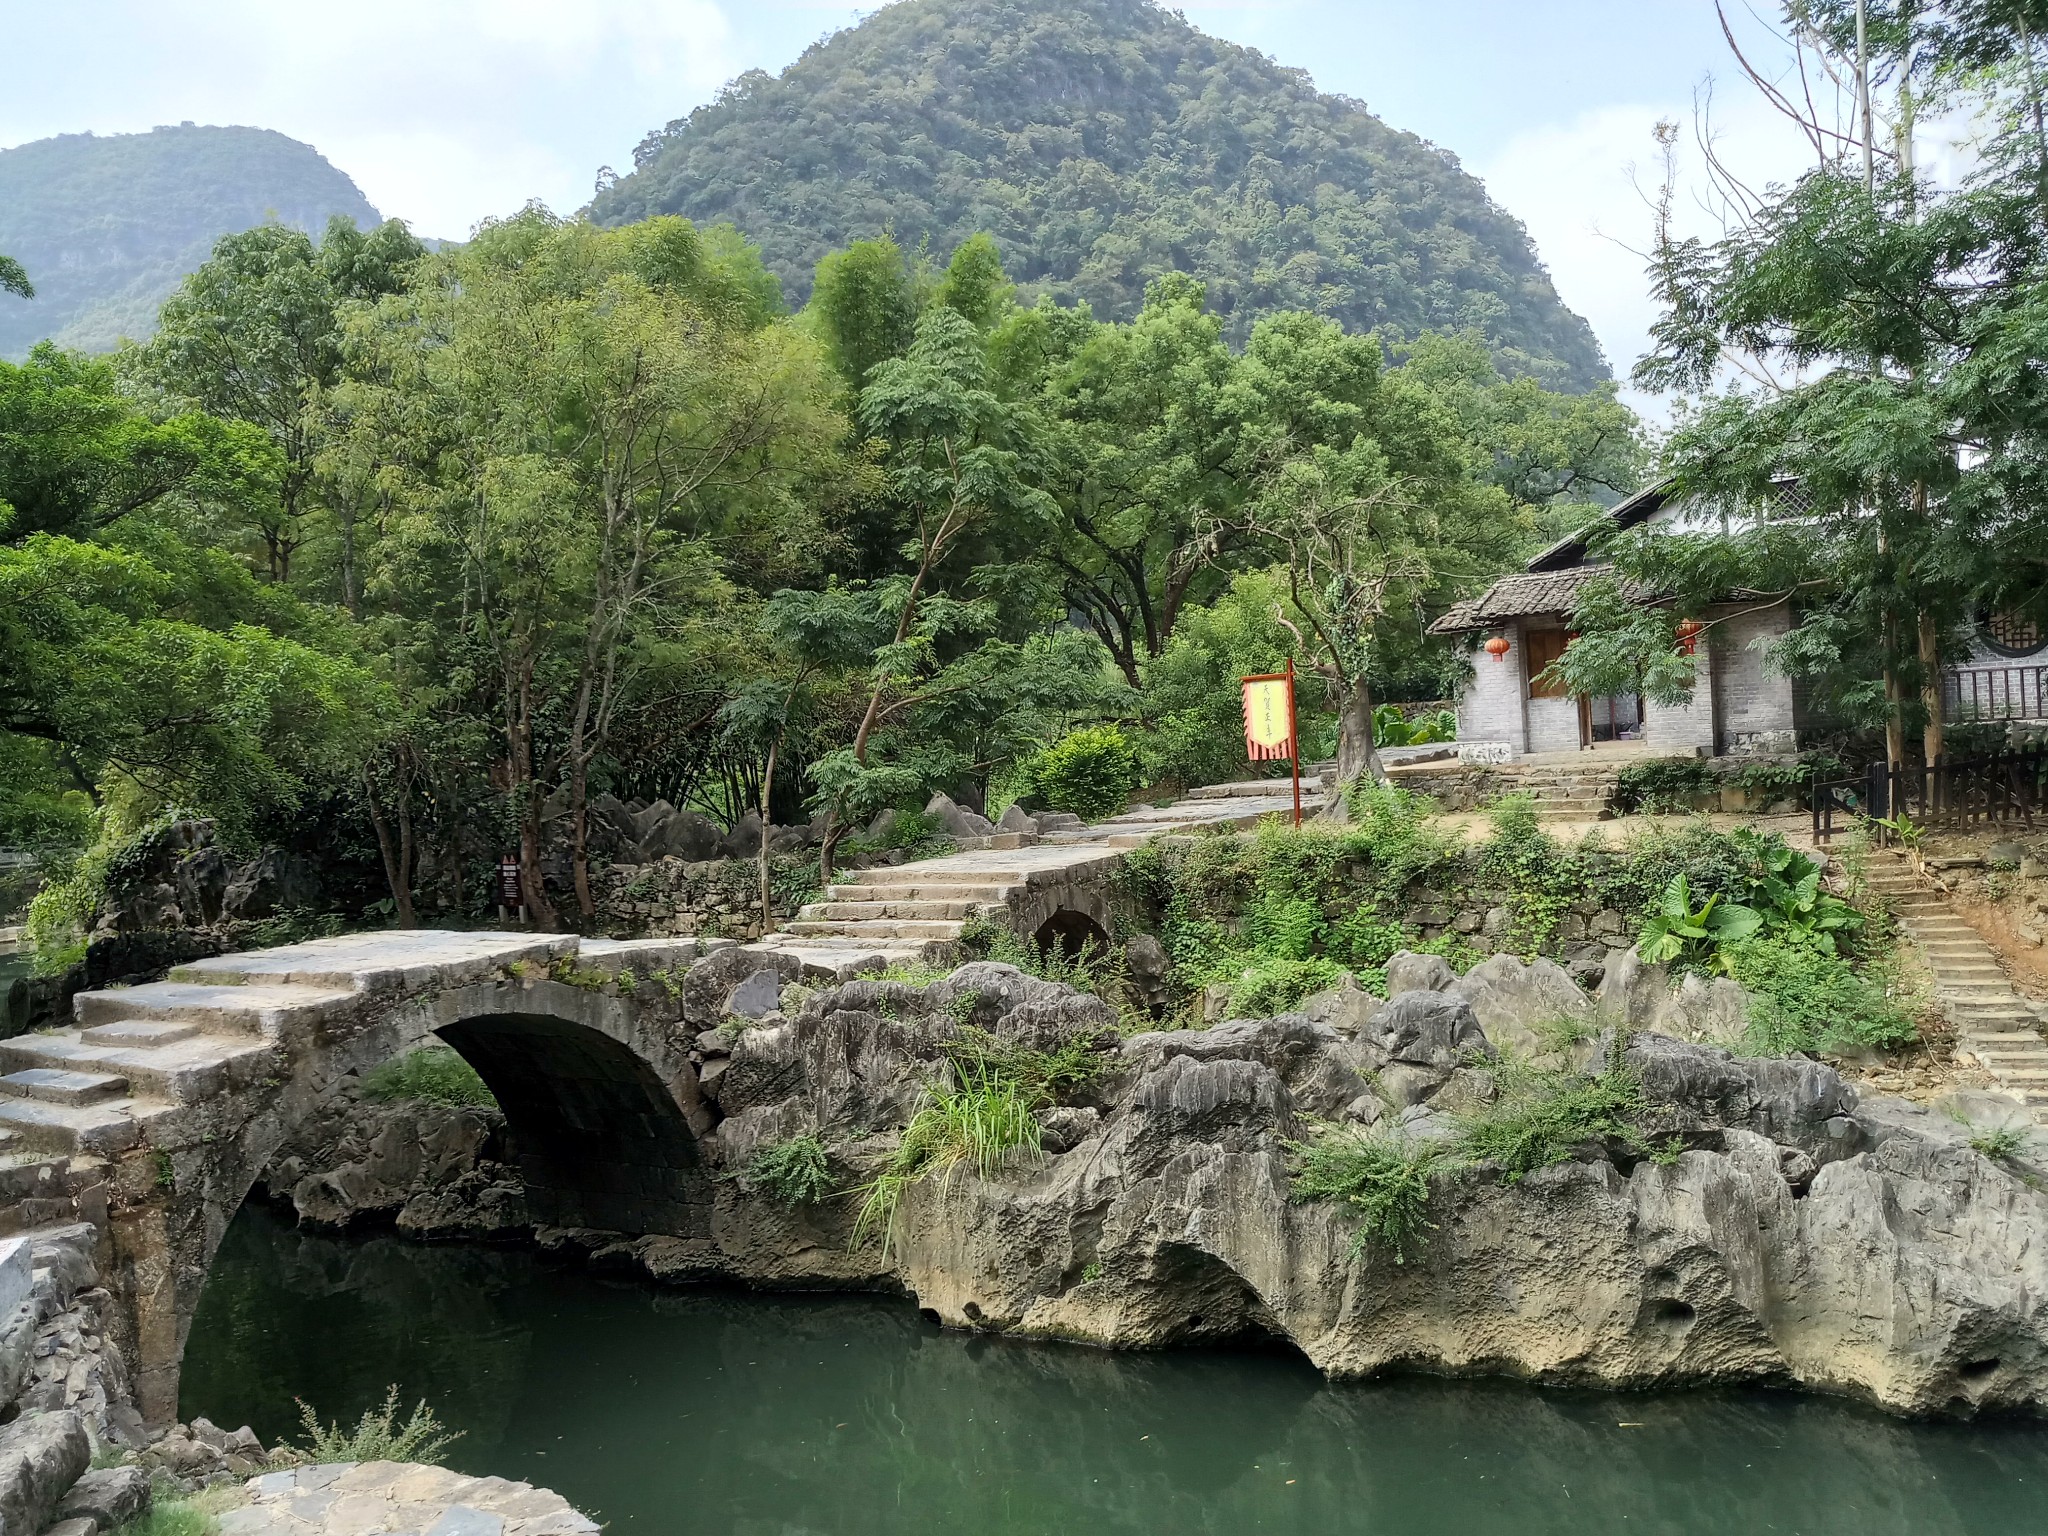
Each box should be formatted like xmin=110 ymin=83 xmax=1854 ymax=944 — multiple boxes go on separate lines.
xmin=1033 ymin=909 xmax=1110 ymax=961
xmin=435 ymin=1013 xmax=711 ymax=1238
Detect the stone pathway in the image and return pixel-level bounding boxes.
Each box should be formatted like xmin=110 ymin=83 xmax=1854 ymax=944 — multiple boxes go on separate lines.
xmin=1864 ymin=854 xmax=2048 ymax=1124
xmin=751 ymin=784 xmax=1320 ymax=973
xmin=221 ymin=1461 xmax=597 ymax=1536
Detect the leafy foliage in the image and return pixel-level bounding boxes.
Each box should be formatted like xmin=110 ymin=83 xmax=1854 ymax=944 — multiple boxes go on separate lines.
xmin=1612 ymin=758 xmax=1718 ymax=814
xmin=1450 ymin=1063 xmax=1651 ymax=1184
xmin=1286 ymin=1127 xmax=1443 ymax=1262
xmin=595 ymin=0 xmax=1607 ymax=385
xmin=737 ymin=1135 xmax=837 ymax=1207
xmin=1726 ymin=937 xmax=1918 ymax=1055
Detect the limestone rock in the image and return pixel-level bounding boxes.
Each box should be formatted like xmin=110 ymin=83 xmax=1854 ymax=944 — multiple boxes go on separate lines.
xmin=725 ymin=970 xmax=783 ymax=1020
xmin=997 ymin=803 xmax=1039 ymax=835
xmin=0 ymin=1410 xmax=88 ymax=1536
xmin=1598 ymin=946 xmax=1750 ymax=1047
xmin=1447 ymin=952 xmax=1592 ymax=1060
xmin=925 ymin=793 xmax=994 ymax=839
xmin=1383 ymin=951 xmax=1457 ymax=996
xmin=58 ymin=1464 xmax=151 ymax=1529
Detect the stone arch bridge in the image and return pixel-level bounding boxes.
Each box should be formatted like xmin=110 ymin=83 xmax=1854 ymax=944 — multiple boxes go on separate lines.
xmin=0 ymin=784 xmax=1308 ymax=1426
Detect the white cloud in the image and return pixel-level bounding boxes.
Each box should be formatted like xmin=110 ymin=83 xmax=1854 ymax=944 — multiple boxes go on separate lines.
xmin=0 ymin=0 xmax=739 ymax=238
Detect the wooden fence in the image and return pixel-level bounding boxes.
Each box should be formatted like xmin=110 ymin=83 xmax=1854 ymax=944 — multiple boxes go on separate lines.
xmin=1812 ymin=744 xmax=2048 ymax=842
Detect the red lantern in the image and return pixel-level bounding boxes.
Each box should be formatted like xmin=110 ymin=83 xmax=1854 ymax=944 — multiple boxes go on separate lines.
xmin=1484 ymin=634 xmax=1511 ymax=663
xmin=1675 ymin=618 xmax=1703 ymax=657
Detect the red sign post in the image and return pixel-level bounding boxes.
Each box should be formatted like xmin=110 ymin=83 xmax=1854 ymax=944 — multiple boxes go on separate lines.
xmin=1240 ymin=658 xmax=1302 ymax=826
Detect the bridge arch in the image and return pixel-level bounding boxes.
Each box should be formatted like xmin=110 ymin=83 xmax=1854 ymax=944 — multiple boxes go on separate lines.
xmin=50 ymin=937 xmax=722 ymax=1426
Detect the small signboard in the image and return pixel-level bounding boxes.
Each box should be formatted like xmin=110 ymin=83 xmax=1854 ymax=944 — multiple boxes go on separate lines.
xmin=497 ymin=856 xmax=523 ymax=916
xmin=1240 ymin=663 xmax=1302 ymax=824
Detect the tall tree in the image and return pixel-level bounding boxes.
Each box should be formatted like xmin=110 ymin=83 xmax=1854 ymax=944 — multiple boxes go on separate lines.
xmin=347 ymin=210 xmax=842 ymax=923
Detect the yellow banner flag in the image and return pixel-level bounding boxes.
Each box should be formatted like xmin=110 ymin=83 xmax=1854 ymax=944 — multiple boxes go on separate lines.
xmin=1242 ymin=676 xmax=1293 ymax=760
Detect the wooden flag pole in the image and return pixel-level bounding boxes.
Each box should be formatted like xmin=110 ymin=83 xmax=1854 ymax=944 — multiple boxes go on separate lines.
xmin=1286 ymin=657 xmax=1302 ymax=825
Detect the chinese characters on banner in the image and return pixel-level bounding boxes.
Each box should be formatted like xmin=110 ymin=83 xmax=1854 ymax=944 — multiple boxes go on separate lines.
xmin=1241 ymin=675 xmax=1294 ymax=761
xmin=1240 ymin=666 xmax=1301 ymax=824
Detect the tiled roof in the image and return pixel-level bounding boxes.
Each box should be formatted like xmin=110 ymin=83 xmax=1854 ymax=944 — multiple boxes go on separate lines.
xmin=1429 ymin=565 xmax=1652 ymax=634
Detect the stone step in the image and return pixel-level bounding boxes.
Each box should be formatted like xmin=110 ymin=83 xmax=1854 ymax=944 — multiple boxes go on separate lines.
xmin=850 ymin=865 xmax=1038 ymax=887
xmin=0 ymin=1068 xmax=129 ymax=1107
xmin=0 ymin=1032 xmax=275 ymax=1105
xmin=822 ymin=883 xmax=1019 ymax=904
xmin=0 ymin=1096 xmax=150 ymax=1156
xmin=783 ymin=919 xmax=966 ymax=940
xmin=797 ymin=901 xmax=986 ymax=922
xmin=71 ymin=980 xmax=350 ymax=1035
xmin=79 ymin=1020 xmax=199 ymax=1048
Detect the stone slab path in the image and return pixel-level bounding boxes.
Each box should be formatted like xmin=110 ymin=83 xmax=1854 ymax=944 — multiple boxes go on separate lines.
xmin=750 ymin=785 xmax=1319 ymax=974
xmin=1865 ymin=855 xmax=2048 ymax=1125
xmin=221 ymin=1461 xmax=598 ymax=1536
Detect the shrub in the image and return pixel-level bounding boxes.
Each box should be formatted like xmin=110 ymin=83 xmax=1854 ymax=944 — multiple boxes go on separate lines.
xmin=1968 ymin=1124 xmax=2034 ymax=1162
xmin=1227 ymin=954 xmax=1343 ymax=1018
xmin=1613 ymin=758 xmax=1719 ymax=814
xmin=1287 ymin=1127 xmax=1443 ymax=1261
xmin=363 ymin=1047 xmax=497 ymax=1109
xmin=738 ymin=1135 xmax=836 ymax=1207
xmin=294 ymin=1386 xmax=461 ymax=1465
xmin=1024 ymin=726 xmax=1142 ymax=821
xmin=1725 ymin=937 xmax=1918 ymax=1054
xmin=1451 ymin=1063 xmax=1649 ymax=1182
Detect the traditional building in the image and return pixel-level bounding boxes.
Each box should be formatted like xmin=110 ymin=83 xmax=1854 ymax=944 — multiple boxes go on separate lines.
xmin=1431 ymin=482 xmax=2048 ymax=759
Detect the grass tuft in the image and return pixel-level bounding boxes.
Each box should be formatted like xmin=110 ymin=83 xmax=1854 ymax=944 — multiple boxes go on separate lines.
xmin=363 ymin=1048 xmax=496 ymax=1110
xmin=850 ymin=1065 xmax=1043 ymax=1255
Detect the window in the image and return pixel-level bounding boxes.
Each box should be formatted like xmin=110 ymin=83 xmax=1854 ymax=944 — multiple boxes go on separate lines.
xmin=1524 ymin=628 xmax=1571 ymax=699
xmin=1982 ymin=610 xmax=2045 ymax=658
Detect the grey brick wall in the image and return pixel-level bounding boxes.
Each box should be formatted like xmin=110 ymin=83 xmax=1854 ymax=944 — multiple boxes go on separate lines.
xmin=1456 ymin=622 xmax=1528 ymax=753
xmin=1708 ymin=603 xmax=1797 ymax=754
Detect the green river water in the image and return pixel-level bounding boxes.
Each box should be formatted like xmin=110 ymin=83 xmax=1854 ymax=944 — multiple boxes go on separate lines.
xmin=181 ymin=1200 xmax=2048 ymax=1536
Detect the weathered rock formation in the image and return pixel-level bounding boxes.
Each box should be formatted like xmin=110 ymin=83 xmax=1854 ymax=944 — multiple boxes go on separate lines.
xmin=259 ymin=1078 xmax=529 ymax=1242
xmin=565 ymin=950 xmax=2048 ymax=1418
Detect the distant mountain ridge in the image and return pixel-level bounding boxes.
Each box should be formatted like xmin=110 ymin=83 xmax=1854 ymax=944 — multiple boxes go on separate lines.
xmin=0 ymin=125 xmax=382 ymax=360
xmin=594 ymin=0 xmax=1607 ymax=386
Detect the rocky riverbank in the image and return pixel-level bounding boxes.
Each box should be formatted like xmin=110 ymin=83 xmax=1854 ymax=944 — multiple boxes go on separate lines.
xmin=299 ymin=949 xmax=2048 ymax=1420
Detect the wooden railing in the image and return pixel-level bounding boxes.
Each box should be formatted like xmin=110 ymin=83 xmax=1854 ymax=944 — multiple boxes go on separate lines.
xmin=1945 ymin=665 xmax=2048 ymax=722
xmin=1813 ymin=744 xmax=2048 ymax=841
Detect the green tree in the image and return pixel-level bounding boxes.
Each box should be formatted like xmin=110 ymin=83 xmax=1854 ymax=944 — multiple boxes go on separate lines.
xmin=807 ymin=236 xmax=922 ymax=389
xmin=346 ymin=209 xmax=842 ymax=922
xmin=0 ymin=256 xmax=30 ymax=301
xmin=138 ymin=216 xmax=423 ymax=590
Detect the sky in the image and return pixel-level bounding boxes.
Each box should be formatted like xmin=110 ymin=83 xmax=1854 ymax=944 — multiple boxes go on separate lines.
xmin=0 ymin=0 xmax=1829 ymax=398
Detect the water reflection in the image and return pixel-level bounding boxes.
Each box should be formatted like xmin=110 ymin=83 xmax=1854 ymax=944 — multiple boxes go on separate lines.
xmin=184 ymin=1202 xmax=2048 ymax=1536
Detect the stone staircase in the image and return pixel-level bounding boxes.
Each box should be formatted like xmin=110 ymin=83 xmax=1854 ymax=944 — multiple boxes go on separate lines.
xmin=1862 ymin=855 xmax=2048 ymax=1123
xmin=752 ymin=787 xmax=1321 ymax=974
xmin=0 ymin=933 xmax=573 ymax=1165
xmin=1389 ymin=758 xmax=1623 ymax=821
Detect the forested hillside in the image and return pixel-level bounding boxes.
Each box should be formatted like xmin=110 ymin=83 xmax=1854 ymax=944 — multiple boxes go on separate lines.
xmin=594 ymin=0 xmax=1607 ymax=387
xmin=0 ymin=125 xmax=381 ymax=360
